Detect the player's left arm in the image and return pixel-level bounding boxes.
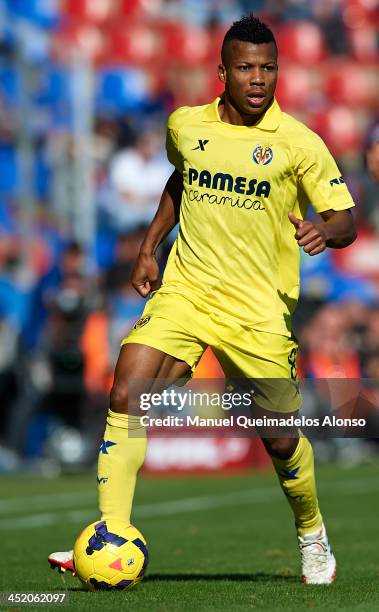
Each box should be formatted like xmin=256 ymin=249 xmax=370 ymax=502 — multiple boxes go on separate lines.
xmin=291 ymin=131 xmax=360 ymax=255
xmin=288 ymin=208 xmax=357 ymax=256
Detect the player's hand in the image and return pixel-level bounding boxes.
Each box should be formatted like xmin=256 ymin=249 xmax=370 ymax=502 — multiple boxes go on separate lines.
xmin=288 ymin=212 xmax=328 ymax=256
xmin=131 ymin=252 xmax=160 ymax=297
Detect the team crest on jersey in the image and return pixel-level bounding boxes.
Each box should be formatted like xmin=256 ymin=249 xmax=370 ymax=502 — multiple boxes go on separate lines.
xmin=252 ymin=145 xmax=273 ymax=166
xmin=133 ymin=315 xmax=151 ymax=330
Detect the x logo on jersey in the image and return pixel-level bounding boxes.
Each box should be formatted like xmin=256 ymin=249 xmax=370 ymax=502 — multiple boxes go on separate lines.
xmin=192 ymin=139 xmax=209 ymax=151
xmin=99 ymin=439 xmax=117 ymax=454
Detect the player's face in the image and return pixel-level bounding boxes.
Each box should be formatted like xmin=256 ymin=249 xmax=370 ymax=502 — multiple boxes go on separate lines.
xmin=219 ymin=41 xmax=278 ymax=124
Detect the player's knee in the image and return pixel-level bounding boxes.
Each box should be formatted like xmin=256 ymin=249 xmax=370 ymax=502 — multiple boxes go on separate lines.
xmin=262 ymin=436 xmax=299 ymax=460
xmin=110 ymin=381 xmax=129 ymax=413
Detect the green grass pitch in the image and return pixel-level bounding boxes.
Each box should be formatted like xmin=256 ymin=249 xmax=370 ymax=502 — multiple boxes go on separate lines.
xmin=1 ymin=461 xmax=379 ymax=611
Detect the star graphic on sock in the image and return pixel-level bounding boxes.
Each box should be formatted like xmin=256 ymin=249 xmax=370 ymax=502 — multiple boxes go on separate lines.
xmin=99 ymin=439 xmax=117 ymax=454
xmin=282 ymin=467 xmax=300 ymax=480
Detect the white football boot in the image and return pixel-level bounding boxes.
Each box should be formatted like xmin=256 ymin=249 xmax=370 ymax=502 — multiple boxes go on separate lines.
xmin=48 ymin=550 xmax=75 ymax=576
xmin=298 ymin=524 xmax=336 ymax=584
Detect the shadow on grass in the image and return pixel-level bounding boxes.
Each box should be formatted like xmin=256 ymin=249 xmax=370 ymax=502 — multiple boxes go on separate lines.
xmin=66 ymin=572 xmax=298 ymax=592
xmin=146 ymin=573 xmax=298 ymax=583
xmin=67 ymin=587 xmax=91 ymax=592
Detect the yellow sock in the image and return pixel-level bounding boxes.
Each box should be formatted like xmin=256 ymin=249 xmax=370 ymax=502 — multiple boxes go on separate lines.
xmin=97 ymin=410 xmax=147 ymax=523
xmin=270 ymin=436 xmax=323 ymax=537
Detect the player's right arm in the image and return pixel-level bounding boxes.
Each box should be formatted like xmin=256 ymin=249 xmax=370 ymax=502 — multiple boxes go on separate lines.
xmin=131 ymin=169 xmax=183 ymax=297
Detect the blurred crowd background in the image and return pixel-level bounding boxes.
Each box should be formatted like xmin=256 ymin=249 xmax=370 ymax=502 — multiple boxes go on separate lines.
xmin=0 ymin=0 xmax=379 ymax=473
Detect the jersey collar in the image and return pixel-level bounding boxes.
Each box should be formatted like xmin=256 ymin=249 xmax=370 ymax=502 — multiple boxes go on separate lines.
xmin=202 ymin=96 xmax=282 ymax=131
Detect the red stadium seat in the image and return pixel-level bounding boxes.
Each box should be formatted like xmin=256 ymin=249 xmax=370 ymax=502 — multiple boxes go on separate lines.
xmin=162 ymin=24 xmax=210 ymax=66
xmin=332 ymin=228 xmax=379 ymax=280
xmin=166 ymin=64 xmax=213 ymax=107
xmin=310 ymin=106 xmax=362 ymax=156
xmin=325 ymin=61 xmax=379 ymax=109
xmin=119 ymin=0 xmax=162 ymax=19
xmin=53 ymin=22 xmax=110 ymax=62
xmin=206 ymin=25 xmax=228 ymax=63
xmin=347 ymin=25 xmax=379 ymax=62
xmin=341 ymin=0 xmax=378 ymax=26
xmin=62 ymin=0 xmax=121 ymax=23
xmin=105 ymin=24 xmax=162 ymax=66
xmin=277 ymin=21 xmax=327 ymax=65
xmin=275 ymin=64 xmax=315 ymax=110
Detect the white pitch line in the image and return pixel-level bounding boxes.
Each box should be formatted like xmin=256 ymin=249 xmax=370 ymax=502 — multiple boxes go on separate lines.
xmin=1 ymin=470 xmax=377 ymax=515
xmin=0 ymin=487 xmax=281 ymax=531
xmin=0 ymin=490 xmax=95 ymax=514
xmin=0 ymin=475 xmax=378 ymax=531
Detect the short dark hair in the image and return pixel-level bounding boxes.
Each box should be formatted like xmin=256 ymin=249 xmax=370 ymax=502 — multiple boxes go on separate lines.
xmin=221 ymin=14 xmax=277 ymax=63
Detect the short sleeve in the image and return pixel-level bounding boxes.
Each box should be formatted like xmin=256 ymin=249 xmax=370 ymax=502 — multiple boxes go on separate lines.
xmin=165 ymin=107 xmax=190 ymax=172
xmin=293 ymin=135 xmax=355 ymax=213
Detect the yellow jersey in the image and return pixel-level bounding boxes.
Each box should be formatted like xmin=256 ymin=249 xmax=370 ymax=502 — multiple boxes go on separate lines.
xmin=161 ymin=97 xmax=354 ymax=336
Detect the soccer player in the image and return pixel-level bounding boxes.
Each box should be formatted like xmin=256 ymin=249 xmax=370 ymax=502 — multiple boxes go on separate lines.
xmin=49 ymin=14 xmax=356 ymax=584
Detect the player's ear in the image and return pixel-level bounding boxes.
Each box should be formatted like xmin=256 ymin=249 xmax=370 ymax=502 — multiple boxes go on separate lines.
xmin=218 ymin=64 xmax=226 ymax=84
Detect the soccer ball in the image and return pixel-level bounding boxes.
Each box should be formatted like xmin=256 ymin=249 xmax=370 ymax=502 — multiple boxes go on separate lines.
xmin=73 ymin=520 xmax=148 ymax=590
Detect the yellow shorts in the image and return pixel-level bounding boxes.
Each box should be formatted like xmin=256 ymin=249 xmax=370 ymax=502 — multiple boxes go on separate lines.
xmin=122 ymin=291 xmax=301 ymax=413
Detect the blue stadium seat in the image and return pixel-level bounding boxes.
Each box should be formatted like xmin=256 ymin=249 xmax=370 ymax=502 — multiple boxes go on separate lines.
xmin=95 ymin=68 xmax=149 ymax=113
xmin=0 ymin=145 xmax=18 ymax=195
xmin=0 ymin=196 xmax=16 ymax=232
xmin=33 ymin=64 xmax=71 ymax=105
xmin=0 ymin=67 xmax=19 ymax=105
xmin=5 ymin=0 xmax=61 ymax=29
